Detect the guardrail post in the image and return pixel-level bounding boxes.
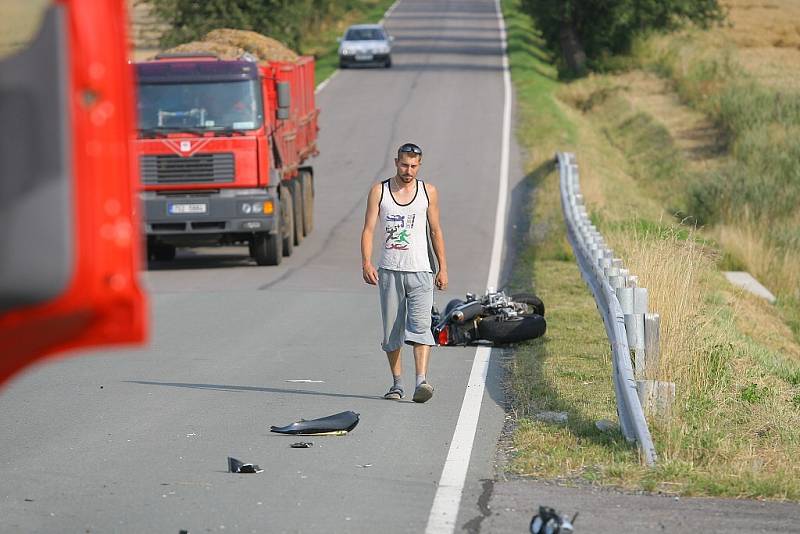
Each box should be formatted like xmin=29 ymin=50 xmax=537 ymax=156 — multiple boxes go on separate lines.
xmin=644 ymin=313 xmax=660 ymax=378
xmin=637 ymin=380 xmax=675 ymax=421
xmin=632 ymin=287 xmax=648 ymax=377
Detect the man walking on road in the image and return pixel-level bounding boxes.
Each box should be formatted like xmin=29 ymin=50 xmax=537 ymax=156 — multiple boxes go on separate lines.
xmin=361 ymin=143 xmax=448 ymax=403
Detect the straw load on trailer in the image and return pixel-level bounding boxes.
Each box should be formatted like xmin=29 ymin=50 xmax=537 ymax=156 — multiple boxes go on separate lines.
xmin=157 ymin=28 xmax=299 ymax=62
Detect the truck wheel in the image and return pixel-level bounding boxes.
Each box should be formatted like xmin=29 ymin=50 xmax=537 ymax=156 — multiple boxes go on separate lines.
xmin=150 ymin=243 xmax=176 ymax=262
xmin=512 ymin=293 xmax=545 ymax=316
xmin=290 ymin=179 xmax=304 ymax=246
xmin=477 ymin=315 xmax=546 ymax=345
xmin=281 ymin=189 xmax=294 ymax=257
xmin=251 ymin=232 xmax=282 ymax=266
xmin=300 ymin=169 xmax=314 ymax=235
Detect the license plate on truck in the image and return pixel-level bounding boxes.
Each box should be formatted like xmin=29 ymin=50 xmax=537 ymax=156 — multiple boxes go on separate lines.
xmin=168 ymin=202 xmax=207 ymax=215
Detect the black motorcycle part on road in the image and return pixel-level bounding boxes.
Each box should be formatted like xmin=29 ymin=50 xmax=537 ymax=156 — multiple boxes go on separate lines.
xmin=512 ymin=293 xmax=546 ymax=317
xmin=270 ymin=410 xmax=360 ymax=435
xmin=477 ymin=314 xmax=546 ymax=345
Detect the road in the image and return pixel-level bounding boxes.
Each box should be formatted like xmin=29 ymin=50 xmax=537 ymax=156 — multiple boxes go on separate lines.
xmin=1 ymin=0 xmax=520 ymax=532
xmin=3 ymin=0 xmax=799 ymax=532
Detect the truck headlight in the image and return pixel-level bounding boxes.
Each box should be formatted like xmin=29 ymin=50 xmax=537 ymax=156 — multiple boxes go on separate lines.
xmin=241 ymin=201 xmax=272 ymax=215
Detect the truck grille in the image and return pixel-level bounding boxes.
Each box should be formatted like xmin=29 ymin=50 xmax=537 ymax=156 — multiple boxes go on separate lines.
xmin=140 ymin=153 xmax=235 ymax=184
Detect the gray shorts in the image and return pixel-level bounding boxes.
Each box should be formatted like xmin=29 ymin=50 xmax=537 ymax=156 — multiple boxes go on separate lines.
xmin=378 ymin=269 xmax=435 ymax=351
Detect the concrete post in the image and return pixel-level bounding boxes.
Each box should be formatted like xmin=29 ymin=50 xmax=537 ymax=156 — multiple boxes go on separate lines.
xmin=637 ymin=380 xmax=676 ymax=421
xmin=632 ymin=288 xmax=648 ymax=376
xmin=617 ymin=287 xmax=634 ymax=314
xmin=644 ymin=313 xmax=660 ymax=378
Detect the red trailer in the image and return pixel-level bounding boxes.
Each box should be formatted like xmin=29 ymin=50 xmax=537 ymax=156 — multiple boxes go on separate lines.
xmin=134 ymin=52 xmax=319 ymax=265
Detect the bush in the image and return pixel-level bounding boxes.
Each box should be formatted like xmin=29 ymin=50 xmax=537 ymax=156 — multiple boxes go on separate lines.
xmin=149 ymin=0 xmax=377 ymax=52
xmin=520 ymin=0 xmax=725 ymax=72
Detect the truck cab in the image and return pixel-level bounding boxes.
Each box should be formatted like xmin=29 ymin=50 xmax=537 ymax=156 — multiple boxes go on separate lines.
xmin=135 ymin=53 xmax=317 ymax=265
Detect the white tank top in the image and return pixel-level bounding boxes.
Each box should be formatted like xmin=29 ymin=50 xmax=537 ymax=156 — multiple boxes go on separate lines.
xmin=378 ymin=178 xmax=432 ymax=272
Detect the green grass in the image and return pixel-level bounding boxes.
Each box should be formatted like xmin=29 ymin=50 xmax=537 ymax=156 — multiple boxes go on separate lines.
xmin=502 ymin=0 xmax=638 ymax=483
xmin=502 ymin=0 xmax=800 ymax=499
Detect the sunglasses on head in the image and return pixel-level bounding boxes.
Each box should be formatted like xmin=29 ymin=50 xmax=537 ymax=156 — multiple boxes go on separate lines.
xmin=398 ymin=143 xmax=422 ymax=155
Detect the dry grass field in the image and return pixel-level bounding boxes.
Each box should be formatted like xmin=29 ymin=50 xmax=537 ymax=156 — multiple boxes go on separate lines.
xmin=504 ymin=0 xmax=800 ymax=498
xmin=722 ymin=0 xmax=800 ymax=91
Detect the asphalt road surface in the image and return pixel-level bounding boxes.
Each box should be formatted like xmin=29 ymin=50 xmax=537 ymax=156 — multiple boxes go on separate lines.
xmin=2 ymin=1 xmax=799 ymax=533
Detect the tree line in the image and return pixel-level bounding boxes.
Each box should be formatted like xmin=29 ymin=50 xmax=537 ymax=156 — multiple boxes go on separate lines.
xmin=149 ymin=0 xmax=726 ymax=72
xmin=521 ymin=0 xmax=726 ymax=73
xmin=148 ymin=0 xmax=375 ymax=52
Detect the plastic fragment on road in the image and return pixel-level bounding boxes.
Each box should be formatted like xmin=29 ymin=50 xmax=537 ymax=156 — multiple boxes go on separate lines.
xmin=290 ymin=442 xmax=314 ymax=448
xmin=227 ymin=456 xmax=263 ymax=473
xmin=530 ymin=506 xmax=577 ymax=534
xmin=270 ymin=410 xmax=360 ymax=435
xmin=285 ymin=379 xmax=325 ymax=383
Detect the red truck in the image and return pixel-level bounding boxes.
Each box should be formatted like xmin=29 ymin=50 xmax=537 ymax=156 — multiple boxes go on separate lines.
xmin=134 ymin=51 xmax=318 ymax=265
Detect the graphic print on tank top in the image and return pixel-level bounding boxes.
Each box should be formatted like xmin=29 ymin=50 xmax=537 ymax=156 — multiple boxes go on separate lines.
xmin=385 ymin=213 xmax=416 ymax=250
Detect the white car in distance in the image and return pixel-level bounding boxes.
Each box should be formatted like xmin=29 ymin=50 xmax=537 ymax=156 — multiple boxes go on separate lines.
xmin=338 ymin=24 xmax=393 ymax=69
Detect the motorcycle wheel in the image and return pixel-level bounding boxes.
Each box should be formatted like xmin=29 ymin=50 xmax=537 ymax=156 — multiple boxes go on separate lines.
xmin=477 ymin=315 xmax=546 ymax=345
xmin=511 ymin=293 xmax=545 ymax=317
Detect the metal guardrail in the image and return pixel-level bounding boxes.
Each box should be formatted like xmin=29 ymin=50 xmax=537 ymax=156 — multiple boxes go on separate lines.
xmin=557 ymin=152 xmax=657 ymax=466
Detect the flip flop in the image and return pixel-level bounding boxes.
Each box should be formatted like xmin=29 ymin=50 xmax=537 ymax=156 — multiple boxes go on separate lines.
xmin=383 ymin=386 xmax=404 ymax=400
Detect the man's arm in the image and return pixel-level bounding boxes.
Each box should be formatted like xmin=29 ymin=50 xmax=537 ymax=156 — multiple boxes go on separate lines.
xmin=361 ymin=182 xmax=382 ymax=285
xmin=425 ymin=183 xmax=448 ymax=290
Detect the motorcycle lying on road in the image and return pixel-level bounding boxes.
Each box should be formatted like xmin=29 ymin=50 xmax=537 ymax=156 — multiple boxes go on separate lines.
xmin=431 ymin=290 xmax=546 ymax=346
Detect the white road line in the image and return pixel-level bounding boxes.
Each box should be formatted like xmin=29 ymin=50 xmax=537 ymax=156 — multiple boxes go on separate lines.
xmin=425 ymin=0 xmax=512 ymax=532
xmin=379 ymin=0 xmax=400 ymax=25
xmin=315 ymin=70 xmax=338 ymax=94
xmin=316 ymin=0 xmax=401 ymax=94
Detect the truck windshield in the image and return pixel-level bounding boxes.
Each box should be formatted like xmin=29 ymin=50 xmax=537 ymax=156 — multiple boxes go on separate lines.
xmin=137 ymin=79 xmax=263 ymax=132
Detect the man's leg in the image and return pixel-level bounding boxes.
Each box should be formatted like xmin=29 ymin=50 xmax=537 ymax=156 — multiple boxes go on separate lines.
xmin=387 ymin=348 xmax=402 ymax=376
xmin=413 ymin=343 xmax=429 ymax=377
xmin=411 ymin=342 xmax=434 ymax=403
xmin=404 ymin=272 xmax=435 ymax=403
xmin=379 ymin=269 xmax=406 ymax=399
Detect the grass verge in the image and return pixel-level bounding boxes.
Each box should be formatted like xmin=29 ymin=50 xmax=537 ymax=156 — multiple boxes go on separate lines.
xmin=502 ymin=0 xmax=800 ymax=499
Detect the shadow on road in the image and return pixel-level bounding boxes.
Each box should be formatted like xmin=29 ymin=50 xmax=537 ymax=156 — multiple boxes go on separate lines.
xmin=146 ymin=250 xmax=254 ymax=271
xmin=125 ymin=380 xmax=386 ymax=402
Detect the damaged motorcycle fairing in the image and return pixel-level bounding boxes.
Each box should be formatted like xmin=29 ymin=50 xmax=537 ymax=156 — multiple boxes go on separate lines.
xmin=270 ymin=410 xmax=360 ymax=435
